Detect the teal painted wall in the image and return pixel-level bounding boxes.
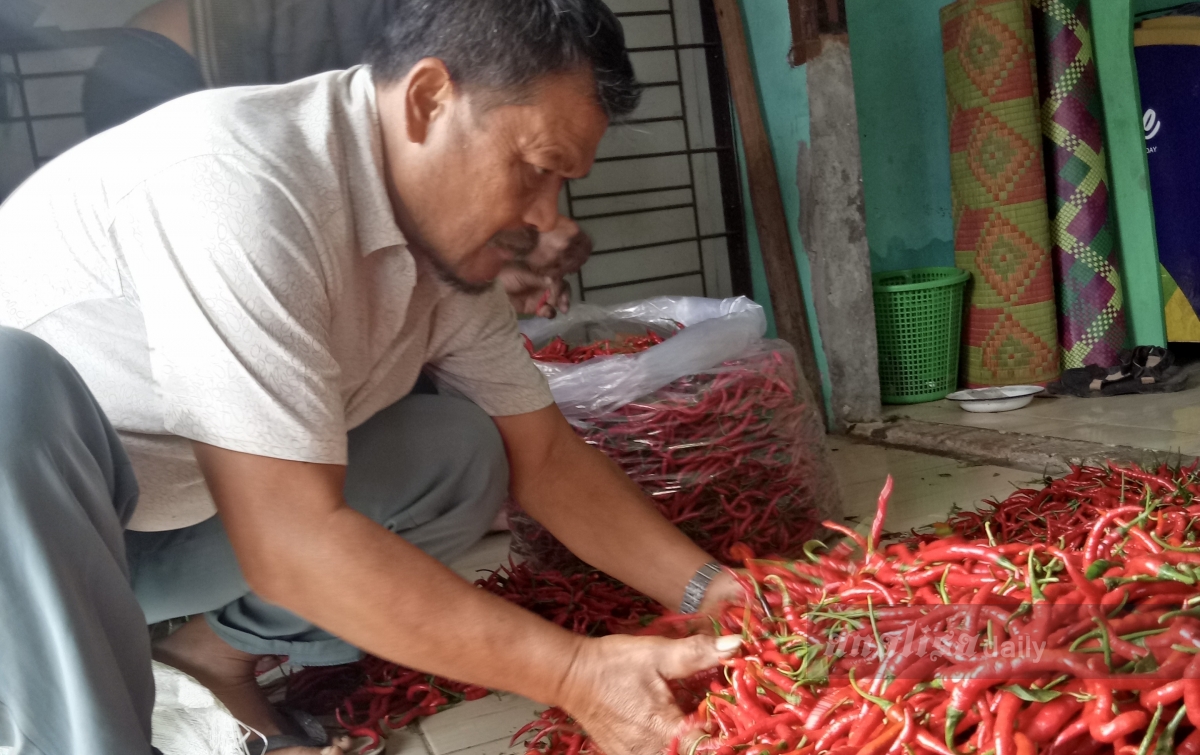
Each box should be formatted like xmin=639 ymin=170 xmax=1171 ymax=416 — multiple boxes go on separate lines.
xmin=846 ymin=0 xmax=956 ymax=274
xmin=736 ymin=0 xmax=955 ymax=409
xmin=736 ymin=0 xmax=833 ymax=413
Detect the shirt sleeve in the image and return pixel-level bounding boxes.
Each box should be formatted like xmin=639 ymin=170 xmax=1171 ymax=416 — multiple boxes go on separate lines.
xmin=426 ymin=285 xmax=555 ymax=417
xmin=110 ymin=154 xmax=348 ymax=463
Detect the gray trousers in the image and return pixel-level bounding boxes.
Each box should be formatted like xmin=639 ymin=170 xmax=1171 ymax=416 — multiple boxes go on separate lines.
xmin=0 ymin=327 xmax=509 ymax=755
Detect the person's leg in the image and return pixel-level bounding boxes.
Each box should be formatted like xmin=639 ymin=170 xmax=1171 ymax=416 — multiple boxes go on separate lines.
xmin=129 ymin=393 xmax=509 ymax=660
xmin=0 ymin=328 xmax=152 ymax=755
xmin=126 ymin=394 xmax=508 ymax=739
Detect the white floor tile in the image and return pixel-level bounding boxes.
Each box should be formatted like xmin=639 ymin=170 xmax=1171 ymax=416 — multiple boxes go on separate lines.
xmin=418 ymin=695 xmax=545 ymax=755
xmin=838 ymin=457 xmax=1034 ymax=534
xmin=449 ymin=533 xmax=513 ymax=582
xmin=827 ymin=438 xmax=958 ymax=487
xmin=386 ymin=727 xmax=432 ymax=755
xmin=887 ymin=388 xmax=1200 ymax=456
xmin=435 ymin=736 xmax=526 ymax=755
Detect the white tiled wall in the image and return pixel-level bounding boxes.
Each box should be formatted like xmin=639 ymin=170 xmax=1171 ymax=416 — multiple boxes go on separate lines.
xmin=567 ymin=0 xmax=738 ymax=304
xmin=0 ymin=42 xmax=103 ymax=197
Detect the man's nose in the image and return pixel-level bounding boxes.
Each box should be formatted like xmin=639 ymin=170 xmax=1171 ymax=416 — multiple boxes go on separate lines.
xmin=523 ymin=179 xmax=563 ymax=233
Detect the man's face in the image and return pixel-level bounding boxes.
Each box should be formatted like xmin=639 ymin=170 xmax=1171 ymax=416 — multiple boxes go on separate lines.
xmin=383 ymin=67 xmax=609 ymax=293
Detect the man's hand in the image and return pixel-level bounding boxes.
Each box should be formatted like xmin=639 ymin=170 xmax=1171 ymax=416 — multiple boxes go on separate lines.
xmin=697 ymin=570 xmax=745 ymax=617
xmin=558 ymin=635 xmax=741 ymax=755
xmin=524 ymin=217 xmax=592 ymax=276
xmin=502 ymin=216 xmax=592 ymax=317
xmin=500 ymin=265 xmax=572 ymax=318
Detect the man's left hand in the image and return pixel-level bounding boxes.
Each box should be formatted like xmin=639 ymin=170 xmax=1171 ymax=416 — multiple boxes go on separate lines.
xmin=500 ymin=265 xmax=572 ymax=318
xmin=501 ymin=217 xmax=591 ymax=317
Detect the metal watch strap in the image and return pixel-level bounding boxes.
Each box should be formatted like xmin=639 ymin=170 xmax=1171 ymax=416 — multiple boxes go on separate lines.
xmin=680 ymin=562 xmax=722 ymax=614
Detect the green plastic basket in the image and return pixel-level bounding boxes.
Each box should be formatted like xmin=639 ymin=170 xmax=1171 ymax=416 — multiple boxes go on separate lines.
xmin=872 ymin=267 xmax=970 ymax=404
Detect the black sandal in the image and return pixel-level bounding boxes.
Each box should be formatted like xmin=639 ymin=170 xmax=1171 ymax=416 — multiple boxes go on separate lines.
xmin=1046 ymin=346 xmax=1185 ymax=397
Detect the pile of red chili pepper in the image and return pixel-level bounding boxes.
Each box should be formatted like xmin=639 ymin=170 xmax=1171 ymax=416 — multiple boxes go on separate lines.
xmin=475 ymin=560 xmax=665 ymax=636
xmin=516 ymin=462 xmax=1200 ymax=755
xmin=911 ymin=461 xmax=1199 ymax=547
xmin=282 ymin=656 xmax=490 ymax=747
xmin=522 ymin=328 xmax=674 ymax=364
xmin=510 ymin=343 xmax=839 ymax=570
xmin=279 ymin=561 xmax=661 ymax=750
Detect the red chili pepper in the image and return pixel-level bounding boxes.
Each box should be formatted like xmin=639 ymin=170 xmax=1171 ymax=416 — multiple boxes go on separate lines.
xmin=1185 ymin=652 xmax=1200 ymax=728
xmin=992 ymin=690 xmax=1021 ymax=755
xmin=1084 ymin=506 xmax=1145 ymax=565
xmin=856 ymin=721 xmax=902 ymax=755
xmin=1027 ymin=690 xmax=1084 ymax=745
xmin=1180 ymin=728 xmax=1200 ymax=755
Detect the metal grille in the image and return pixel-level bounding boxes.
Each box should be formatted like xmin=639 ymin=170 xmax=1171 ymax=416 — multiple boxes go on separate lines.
xmin=0 ymin=26 xmax=120 ymax=199
xmin=567 ymin=0 xmax=751 ymax=304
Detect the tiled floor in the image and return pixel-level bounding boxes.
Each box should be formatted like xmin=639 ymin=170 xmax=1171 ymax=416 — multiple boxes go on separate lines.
xmin=827 ymin=436 xmax=1037 ymax=534
xmin=379 ymin=439 xmax=1034 ymax=755
xmin=887 ymin=384 xmax=1200 ymax=458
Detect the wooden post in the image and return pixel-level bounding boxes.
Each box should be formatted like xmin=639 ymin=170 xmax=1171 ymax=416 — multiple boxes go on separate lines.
xmin=788 ymin=0 xmax=847 ymax=65
xmin=787 ymin=0 xmax=822 ymax=67
xmin=711 ymin=0 xmax=825 ymax=414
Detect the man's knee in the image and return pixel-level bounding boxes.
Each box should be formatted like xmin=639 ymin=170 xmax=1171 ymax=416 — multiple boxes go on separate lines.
xmin=434 ymin=396 xmax=509 ymax=504
xmin=345 ymin=393 xmax=510 ymax=524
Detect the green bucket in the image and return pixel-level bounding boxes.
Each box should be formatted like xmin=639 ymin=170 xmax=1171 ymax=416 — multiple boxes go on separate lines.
xmin=872 ymin=267 xmax=970 ymax=404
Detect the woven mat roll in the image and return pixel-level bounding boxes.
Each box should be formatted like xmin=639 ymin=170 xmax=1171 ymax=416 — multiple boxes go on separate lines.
xmin=1031 ymin=0 xmax=1128 ymax=370
xmin=942 ymin=0 xmax=1060 ymax=387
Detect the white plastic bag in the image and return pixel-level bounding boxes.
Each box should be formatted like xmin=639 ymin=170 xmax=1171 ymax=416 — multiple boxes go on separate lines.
xmin=152 ymin=661 xmax=252 ymax=755
xmin=519 ymin=296 xmax=767 ymax=420
xmin=512 ymin=296 xmax=840 ymax=570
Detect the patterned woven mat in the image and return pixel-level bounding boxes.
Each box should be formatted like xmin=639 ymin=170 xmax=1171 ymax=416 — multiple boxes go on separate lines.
xmin=942 ymin=0 xmax=1060 ymax=387
xmin=1032 ymin=0 xmax=1127 ymax=370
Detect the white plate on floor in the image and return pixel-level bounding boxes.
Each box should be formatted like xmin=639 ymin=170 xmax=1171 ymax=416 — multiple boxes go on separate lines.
xmin=946 ymin=385 xmax=1044 ymax=413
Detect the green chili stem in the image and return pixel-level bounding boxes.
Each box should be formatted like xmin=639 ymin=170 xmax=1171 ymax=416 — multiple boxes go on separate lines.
xmin=1136 ymin=704 xmax=1163 ymax=755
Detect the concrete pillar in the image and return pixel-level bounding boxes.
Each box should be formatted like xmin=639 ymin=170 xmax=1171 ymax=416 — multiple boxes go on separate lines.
xmin=798 ymin=35 xmax=882 ymax=430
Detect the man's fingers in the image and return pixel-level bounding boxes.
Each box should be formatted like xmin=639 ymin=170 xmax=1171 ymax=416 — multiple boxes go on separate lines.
xmin=656 ymin=634 xmax=742 ymax=680
xmin=559 ymin=231 xmax=592 ymax=275
xmin=535 ymin=277 xmax=565 ymax=318
xmin=555 ymin=279 xmax=572 ymax=314
xmin=676 ymin=723 xmax=712 ymax=755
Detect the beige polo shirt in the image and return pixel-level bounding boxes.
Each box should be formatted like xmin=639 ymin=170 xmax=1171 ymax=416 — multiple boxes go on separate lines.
xmin=0 ymin=66 xmax=553 ymax=531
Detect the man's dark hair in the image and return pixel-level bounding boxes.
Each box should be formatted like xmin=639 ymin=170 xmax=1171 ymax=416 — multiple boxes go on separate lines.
xmin=366 ymin=0 xmax=641 ymax=119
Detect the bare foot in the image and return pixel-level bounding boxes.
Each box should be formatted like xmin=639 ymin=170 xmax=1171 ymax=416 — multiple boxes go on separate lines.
xmin=153 ymin=617 xmax=350 ymax=755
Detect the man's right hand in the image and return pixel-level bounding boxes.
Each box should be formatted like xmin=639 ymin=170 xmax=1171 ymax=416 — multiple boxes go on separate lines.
xmin=557 ymin=634 xmax=741 ymax=755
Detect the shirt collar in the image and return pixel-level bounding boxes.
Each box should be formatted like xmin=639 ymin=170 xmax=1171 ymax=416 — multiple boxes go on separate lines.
xmin=342 ymin=66 xmax=408 ymax=257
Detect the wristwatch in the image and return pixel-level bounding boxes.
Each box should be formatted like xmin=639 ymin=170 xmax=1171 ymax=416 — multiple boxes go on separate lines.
xmin=680 ymin=561 xmax=723 ymax=614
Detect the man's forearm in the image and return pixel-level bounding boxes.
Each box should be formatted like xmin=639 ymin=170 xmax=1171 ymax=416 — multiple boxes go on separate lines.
xmin=262 ymin=505 xmax=583 ymax=704
xmin=195 ymin=442 xmax=584 ymax=706
xmin=512 ymin=435 xmax=713 ymax=611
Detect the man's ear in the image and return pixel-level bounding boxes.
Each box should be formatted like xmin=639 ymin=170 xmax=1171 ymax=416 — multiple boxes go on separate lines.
xmin=403 ymin=58 xmax=456 ymax=144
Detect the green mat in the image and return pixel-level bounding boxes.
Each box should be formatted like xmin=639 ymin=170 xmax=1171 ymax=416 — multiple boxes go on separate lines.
xmin=942 ymin=0 xmax=1060 ymax=387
